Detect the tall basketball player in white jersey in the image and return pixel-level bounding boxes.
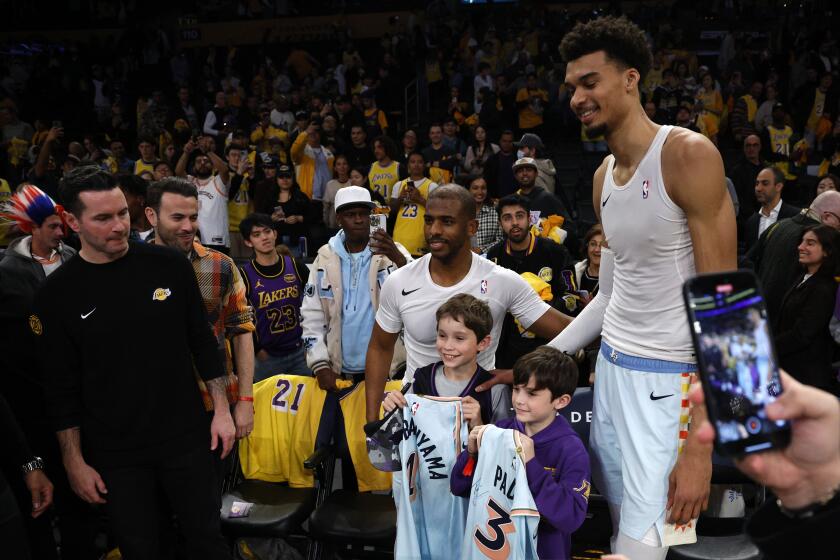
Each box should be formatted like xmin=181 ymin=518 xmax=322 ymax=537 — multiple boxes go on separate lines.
xmin=550 ymin=17 xmax=736 ymax=560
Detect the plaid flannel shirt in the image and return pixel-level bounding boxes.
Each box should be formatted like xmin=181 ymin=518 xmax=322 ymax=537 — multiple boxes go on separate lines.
xmin=190 ymin=241 xmax=255 ymax=410
xmin=475 ymin=203 xmax=503 ymax=253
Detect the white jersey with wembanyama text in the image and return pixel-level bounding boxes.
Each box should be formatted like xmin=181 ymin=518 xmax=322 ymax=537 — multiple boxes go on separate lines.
xmin=394 ymin=395 xmax=470 ymax=560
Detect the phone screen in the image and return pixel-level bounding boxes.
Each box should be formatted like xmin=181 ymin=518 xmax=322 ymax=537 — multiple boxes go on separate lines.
xmin=685 ymin=271 xmax=790 ymax=455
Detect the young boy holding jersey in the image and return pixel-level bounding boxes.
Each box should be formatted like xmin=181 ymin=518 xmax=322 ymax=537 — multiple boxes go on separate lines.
xmin=450 ymin=347 xmax=591 ymax=560
xmin=382 ymin=293 xmax=511 ymax=425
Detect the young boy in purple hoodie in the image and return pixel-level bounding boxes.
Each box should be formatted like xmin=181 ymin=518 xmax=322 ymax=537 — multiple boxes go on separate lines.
xmin=450 ymin=347 xmax=591 ymax=560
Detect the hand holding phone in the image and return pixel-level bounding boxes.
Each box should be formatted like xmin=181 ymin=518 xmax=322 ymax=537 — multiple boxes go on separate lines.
xmin=684 ymin=270 xmax=790 ymax=456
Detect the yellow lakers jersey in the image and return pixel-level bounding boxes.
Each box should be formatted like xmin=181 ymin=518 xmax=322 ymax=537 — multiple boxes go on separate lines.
xmin=239 ymin=374 xmax=333 ymax=487
xmin=369 ymin=160 xmax=400 ymax=201
xmin=133 ymin=159 xmax=155 ymax=176
xmin=393 ymin=178 xmax=434 ymax=256
xmin=768 ymin=125 xmax=796 ymax=179
xmin=339 ymin=380 xmax=403 ymax=492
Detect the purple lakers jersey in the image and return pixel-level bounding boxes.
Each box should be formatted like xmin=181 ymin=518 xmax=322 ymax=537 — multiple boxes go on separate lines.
xmin=241 ymin=256 xmax=305 ymax=355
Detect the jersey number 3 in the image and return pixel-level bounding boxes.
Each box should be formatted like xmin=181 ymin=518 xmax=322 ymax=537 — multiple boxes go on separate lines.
xmin=474 ymin=498 xmax=514 ymax=560
xmin=272 ymin=378 xmax=305 ymax=414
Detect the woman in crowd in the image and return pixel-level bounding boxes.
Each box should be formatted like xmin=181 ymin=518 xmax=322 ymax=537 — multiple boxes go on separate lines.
xmin=265 ymin=164 xmax=312 ymax=256
xmin=775 ymin=224 xmax=840 ymax=394
xmin=463 ymin=124 xmax=500 ymax=176
xmin=695 ymin=72 xmax=724 ymax=132
xmin=574 ymin=224 xmax=604 ymax=304
xmin=468 ymin=175 xmax=502 ymax=253
xmin=572 ymin=224 xmax=605 ymax=385
xmin=323 ymin=154 xmax=351 ymax=229
xmin=816 ymin=173 xmax=840 ymax=197
xmin=754 ymin=83 xmax=779 ymax=132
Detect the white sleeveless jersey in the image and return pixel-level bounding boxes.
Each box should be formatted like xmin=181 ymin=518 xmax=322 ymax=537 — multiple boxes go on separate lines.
xmin=394 ymin=395 xmax=469 ymax=560
xmin=600 ymin=125 xmax=696 ymax=363
xmin=462 ymin=425 xmax=539 ymax=560
xmin=190 ymin=174 xmax=230 ymax=247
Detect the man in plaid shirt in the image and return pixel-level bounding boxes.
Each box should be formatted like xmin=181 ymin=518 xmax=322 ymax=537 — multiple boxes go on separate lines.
xmin=145 ymin=178 xmax=256 ymax=440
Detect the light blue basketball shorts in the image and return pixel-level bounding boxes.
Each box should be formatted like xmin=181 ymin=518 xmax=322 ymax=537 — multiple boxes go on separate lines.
xmin=591 ymin=340 xmax=696 ymax=542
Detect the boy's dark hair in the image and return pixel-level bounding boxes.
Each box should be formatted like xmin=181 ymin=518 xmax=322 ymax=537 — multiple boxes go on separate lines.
xmin=59 ymin=165 xmax=118 ymax=216
xmin=146 ymin=177 xmax=198 ymax=213
xmin=137 ymin=135 xmax=156 ymax=147
xmin=560 ymin=16 xmax=653 ymax=84
xmin=240 ymin=213 xmax=276 ymax=239
xmin=497 ymin=194 xmax=530 ymax=219
xmin=513 ymin=347 xmax=578 ymax=400
xmin=435 ymin=293 xmax=493 ymax=342
xmin=116 ymin=173 xmax=148 ymax=199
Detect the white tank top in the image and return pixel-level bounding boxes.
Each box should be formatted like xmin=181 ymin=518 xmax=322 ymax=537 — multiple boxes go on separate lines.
xmin=600 ymin=125 xmax=696 ymax=363
xmin=191 ymin=174 xmax=230 ymax=247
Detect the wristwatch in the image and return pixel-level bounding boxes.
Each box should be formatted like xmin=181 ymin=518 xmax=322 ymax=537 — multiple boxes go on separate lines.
xmin=21 ymin=456 xmax=44 ymax=475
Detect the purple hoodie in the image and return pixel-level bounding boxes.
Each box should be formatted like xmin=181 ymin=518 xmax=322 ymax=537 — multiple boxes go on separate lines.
xmin=450 ymin=415 xmax=590 ymax=560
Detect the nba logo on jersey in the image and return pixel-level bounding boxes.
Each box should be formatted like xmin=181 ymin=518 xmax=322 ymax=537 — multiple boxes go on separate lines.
xmin=642 ymin=180 xmax=650 ymax=199
xmin=480 ymin=279 xmax=488 ymax=294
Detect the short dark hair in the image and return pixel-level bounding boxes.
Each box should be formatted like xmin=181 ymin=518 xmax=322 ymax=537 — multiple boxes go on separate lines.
xmin=763 ymin=166 xmax=785 ymax=186
xmin=239 ymin=213 xmax=276 ymax=239
xmin=435 ymin=294 xmax=493 ymax=342
xmin=153 ymin=160 xmax=171 ymax=171
xmin=497 ymin=194 xmax=530 ymax=219
xmin=560 ymin=16 xmax=653 ymax=83
xmin=146 ymin=177 xmax=198 ymax=213
xmin=428 ymin=184 xmax=477 ymax=220
xmin=513 ymin=347 xmax=578 ymax=400
xmin=137 ymin=136 xmax=156 ymax=147
xmin=116 ymin=173 xmax=148 ymax=199
xmin=499 ymin=129 xmax=515 ymax=139
xmin=60 ymin=165 xmax=118 ymax=215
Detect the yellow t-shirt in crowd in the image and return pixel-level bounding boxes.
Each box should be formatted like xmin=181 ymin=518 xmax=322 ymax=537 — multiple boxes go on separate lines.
xmin=392 ymin=177 xmax=437 ymax=256
xmin=368 ymin=160 xmax=400 ymax=201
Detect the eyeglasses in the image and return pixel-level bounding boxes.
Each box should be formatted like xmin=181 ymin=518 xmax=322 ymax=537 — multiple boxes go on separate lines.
xmin=824 ymin=211 xmax=840 ymax=223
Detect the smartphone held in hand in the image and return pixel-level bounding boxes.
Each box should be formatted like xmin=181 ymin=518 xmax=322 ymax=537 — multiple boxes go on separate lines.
xmin=683 ymin=270 xmax=791 ymax=456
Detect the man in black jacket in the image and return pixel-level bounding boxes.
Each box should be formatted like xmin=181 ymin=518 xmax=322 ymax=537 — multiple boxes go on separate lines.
xmin=0 ymin=185 xmax=91 ymax=559
xmin=729 ymin=135 xmax=764 ymax=223
xmin=486 ymin=194 xmax=575 ymax=368
xmin=740 ymin=167 xmax=800 ymax=255
xmin=0 ymin=393 xmax=54 ymax=559
xmin=33 ymin=167 xmax=235 ymax=560
xmin=483 ymin=129 xmax=518 ymax=198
